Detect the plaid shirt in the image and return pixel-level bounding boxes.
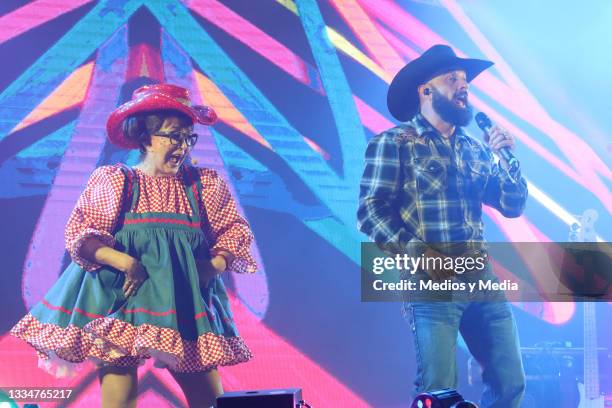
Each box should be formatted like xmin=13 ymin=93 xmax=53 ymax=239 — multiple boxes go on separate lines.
xmin=357 ymin=114 xmax=527 ymax=251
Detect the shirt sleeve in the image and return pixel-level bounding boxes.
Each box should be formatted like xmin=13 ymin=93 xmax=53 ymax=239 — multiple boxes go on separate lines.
xmin=199 ymin=168 xmax=258 ymax=274
xmin=64 ymin=165 xmax=125 ymax=271
xmin=483 ymin=153 xmax=528 ymax=218
xmin=357 ymin=131 xmax=424 ymax=254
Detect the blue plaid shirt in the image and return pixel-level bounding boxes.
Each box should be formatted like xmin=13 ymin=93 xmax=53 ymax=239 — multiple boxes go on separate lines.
xmin=357 ymin=114 xmax=528 ymax=251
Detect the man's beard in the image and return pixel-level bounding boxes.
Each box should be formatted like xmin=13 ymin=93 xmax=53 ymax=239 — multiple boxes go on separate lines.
xmin=431 ymin=87 xmax=473 ymax=127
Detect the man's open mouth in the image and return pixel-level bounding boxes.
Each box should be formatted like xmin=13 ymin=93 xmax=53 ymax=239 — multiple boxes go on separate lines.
xmin=454 ymin=93 xmax=468 ymax=108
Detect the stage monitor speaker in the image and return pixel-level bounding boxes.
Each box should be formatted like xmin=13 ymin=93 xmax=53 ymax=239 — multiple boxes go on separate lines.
xmin=217 ymin=388 xmax=303 ymax=408
xmin=411 ymin=388 xmax=478 ymax=408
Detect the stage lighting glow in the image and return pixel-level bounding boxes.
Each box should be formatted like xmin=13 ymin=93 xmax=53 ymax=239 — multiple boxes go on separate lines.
xmin=0 ymin=0 xmax=609 ymax=406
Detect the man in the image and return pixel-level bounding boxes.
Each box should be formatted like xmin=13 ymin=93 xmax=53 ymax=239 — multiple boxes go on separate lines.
xmin=358 ymin=44 xmax=528 ymax=407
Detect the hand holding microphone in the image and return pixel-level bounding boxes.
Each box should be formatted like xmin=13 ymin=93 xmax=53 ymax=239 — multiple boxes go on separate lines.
xmin=475 ymin=112 xmax=520 ymax=176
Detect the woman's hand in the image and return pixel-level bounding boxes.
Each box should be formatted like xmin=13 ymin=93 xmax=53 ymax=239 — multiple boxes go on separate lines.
xmin=78 ymin=238 xmax=148 ymax=297
xmin=119 ymin=255 xmax=148 ymax=297
xmin=196 ymin=255 xmax=228 ymax=286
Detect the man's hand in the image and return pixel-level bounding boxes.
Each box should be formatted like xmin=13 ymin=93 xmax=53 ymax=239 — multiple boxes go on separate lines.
xmin=485 ymin=124 xmax=516 ymax=170
xmin=423 ymin=246 xmax=454 ymax=281
xmin=119 ymin=255 xmax=148 ymax=297
xmin=196 ymin=255 xmax=228 ymax=286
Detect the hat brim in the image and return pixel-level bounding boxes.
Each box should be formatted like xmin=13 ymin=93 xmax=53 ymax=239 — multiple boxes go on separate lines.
xmin=387 ymin=56 xmax=493 ymax=122
xmin=106 ymin=93 xmax=217 ymax=149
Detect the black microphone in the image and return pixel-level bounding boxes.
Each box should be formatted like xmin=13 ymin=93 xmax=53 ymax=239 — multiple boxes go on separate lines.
xmin=475 ymin=112 xmax=519 ymax=174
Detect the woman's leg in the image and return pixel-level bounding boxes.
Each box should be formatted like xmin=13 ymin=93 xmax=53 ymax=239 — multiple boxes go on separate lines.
xmin=98 ymin=366 xmax=139 ymax=408
xmin=169 ymin=368 xmax=223 ymax=408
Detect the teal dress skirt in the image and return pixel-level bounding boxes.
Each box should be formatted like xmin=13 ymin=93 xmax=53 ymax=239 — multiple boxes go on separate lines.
xmin=10 ymin=165 xmax=252 ymax=375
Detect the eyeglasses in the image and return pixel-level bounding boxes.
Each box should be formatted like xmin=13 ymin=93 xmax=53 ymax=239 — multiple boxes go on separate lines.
xmin=154 ymin=131 xmax=199 ymax=147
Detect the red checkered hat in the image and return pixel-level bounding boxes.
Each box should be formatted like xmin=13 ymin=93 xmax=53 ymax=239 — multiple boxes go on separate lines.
xmin=106 ymin=83 xmax=218 ymax=149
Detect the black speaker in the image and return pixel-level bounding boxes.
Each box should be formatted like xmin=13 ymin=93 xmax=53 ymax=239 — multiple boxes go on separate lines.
xmin=217 ymin=388 xmax=303 ymax=408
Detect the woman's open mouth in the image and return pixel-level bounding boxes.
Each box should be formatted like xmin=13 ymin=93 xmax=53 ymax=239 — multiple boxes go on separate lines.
xmin=167 ymin=152 xmax=185 ymax=166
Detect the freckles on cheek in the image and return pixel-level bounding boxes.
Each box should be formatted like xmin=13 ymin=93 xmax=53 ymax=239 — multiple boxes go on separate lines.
xmin=152 ymin=140 xmax=170 ymax=155
xmin=147 ymin=143 xmax=170 ymax=163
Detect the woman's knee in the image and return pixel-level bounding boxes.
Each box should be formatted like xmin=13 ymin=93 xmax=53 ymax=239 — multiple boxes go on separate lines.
xmin=99 ymin=366 xmax=138 ymax=408
xmin=170 ymin=368 xmax=223 ymax=407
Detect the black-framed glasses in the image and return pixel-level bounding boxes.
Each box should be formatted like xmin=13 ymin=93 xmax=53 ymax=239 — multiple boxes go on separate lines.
xmin=154 ymin=131 xmax=199 ymax=147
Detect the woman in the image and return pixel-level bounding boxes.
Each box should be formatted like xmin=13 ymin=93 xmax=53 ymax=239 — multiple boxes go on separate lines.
xmin=11 ymin=84 xmax=257 ymax=408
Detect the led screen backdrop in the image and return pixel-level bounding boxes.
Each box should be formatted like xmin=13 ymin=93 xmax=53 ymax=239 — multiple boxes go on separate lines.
xmin=0 ymin=0 xmax=610 ymax=407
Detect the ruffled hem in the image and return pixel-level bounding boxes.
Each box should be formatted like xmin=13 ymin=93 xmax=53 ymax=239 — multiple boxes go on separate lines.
xmin=37 ymin=354 xmax=86 ymax=378
xmin=11 ymin=314 xmax=252 ymax=377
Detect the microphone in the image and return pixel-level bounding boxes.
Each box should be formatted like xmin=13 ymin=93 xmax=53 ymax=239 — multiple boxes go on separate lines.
xmin=475 ymin=112 xmax=520 ymax=174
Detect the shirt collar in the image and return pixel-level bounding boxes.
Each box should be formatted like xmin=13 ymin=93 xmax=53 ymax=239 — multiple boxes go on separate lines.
xmin=409 ymin=113 xmax=469 ymax=142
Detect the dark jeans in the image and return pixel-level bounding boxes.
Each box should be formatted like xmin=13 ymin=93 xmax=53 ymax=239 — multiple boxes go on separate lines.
xmin=403 ymin=299 xmax=526 ymax=408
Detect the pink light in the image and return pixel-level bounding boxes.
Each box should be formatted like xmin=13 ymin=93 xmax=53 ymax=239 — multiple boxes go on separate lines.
xmin=1 ymin=292 xmax=371 ymax=407
xmin=483 ymin=209 xmax=541 ymax=243
xmin=187 ymin=0 xmax=313 ymax=88
xmin=0 ymin=333 xmax=97 ymax=406
xmin=219 ymin=295 xmax=371 ymax=407
xmin=329 ymin=0 xmax=405 ymax=75
xmin=363 ymin=0 xmax=533 ymax=121
xmin=188 ymin=0 xmax=394 ymax=146
xmin=483 ymin=208 xmax=575 ymax=324
xmin=0 ymin=0 xmax=94 ymax=44
xmin=360 ymin=0 xmax=612 ymax=211
xmin=438 ymin=0 xmax=546 ymax=115
xmin=375 ymin=22 xmax=420 ymax=61
xmin=189 ymin=0 xmax=584 ymax=328
xmin=439 ymin=0 xmax=612 ymax=209
xmin=193 ymin=0 xmax=611 ymax=213
xmin=470 ymin=94 xmax=612 ymax=209
xmin=20 ymin=30 xmax=128 ymax=309
xmin=353 ymin=95 xmax=393 ymax=134
xmin=358 ymin=0 xmax=440 ymax=51
xmin=164 ymin=61 xmax=271 ymax=320
xmin=304 ymin=136 xmax=330 ymax=160
xmin=490 ymin=259 xmax=532 ymax=302
xmin=360 ymin=0 xmax=538 ymax=115
xmin=126 ymin=43 xmax=164 ymax=82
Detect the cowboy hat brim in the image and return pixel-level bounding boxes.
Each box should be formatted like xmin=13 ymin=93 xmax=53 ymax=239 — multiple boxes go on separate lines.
xmin=387 ymin=52 xmax=493 ymax=122
xmin=106 ymin=93 xmax=217 ymax=149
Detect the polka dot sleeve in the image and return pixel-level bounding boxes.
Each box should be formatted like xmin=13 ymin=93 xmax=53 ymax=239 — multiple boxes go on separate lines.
xmin=199 ymin=169 xmax=257 ymax=274
xmin=64 ymin=165 xmax=125 ymax=271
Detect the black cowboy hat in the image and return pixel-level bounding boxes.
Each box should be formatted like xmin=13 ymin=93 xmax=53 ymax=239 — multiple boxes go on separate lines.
xmin=387 ymin=44 xmax=493 ymax=121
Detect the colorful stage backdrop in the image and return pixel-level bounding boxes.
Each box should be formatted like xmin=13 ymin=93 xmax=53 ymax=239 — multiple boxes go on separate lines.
xmin=0 ymin=0 xmax=610 ymax=406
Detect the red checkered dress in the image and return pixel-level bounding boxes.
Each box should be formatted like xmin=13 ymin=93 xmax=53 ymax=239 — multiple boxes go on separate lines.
xmin=65 ymin=166 xmax=257 ymax=274
xmin=11 ymin=164 xmax=257 ymax=376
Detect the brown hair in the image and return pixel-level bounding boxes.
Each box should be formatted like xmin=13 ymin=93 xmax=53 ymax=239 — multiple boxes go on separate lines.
xmin=123 ymin=110 xmax=193 ymax=152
